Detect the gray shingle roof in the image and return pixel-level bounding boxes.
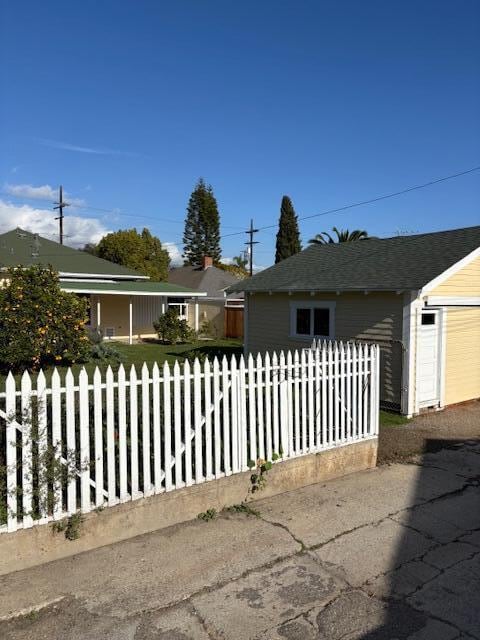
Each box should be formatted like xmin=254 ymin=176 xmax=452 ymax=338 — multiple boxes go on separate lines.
xmin=0 ymin=228 xmax=145 ymax=278
xmin=228 ymin=226 xmax=480 ymax=293
xmin=168 ymin=264 xmax=243 ymax=299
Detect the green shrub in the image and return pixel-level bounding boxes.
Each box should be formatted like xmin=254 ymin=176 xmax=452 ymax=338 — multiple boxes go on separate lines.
xmin=87 ymin=328 xmax=121 ymax=363
xmin=198 ymin=319 xmax=217 ymax=339
xmin=153 ymin=309 xmax=192 ymax=344
xmin=0 ymin=266 xmax=90 ymax=372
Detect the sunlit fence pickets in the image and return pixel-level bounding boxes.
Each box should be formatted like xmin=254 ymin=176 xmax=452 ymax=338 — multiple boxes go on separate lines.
xmin=0 ymin=341 xmax=380 ymax=534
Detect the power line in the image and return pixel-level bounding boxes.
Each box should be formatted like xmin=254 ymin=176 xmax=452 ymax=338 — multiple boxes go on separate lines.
xmin=221 ymin=164 xmax=480 ymax=239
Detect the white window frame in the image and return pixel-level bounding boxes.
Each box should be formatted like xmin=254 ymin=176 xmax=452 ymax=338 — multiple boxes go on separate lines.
xmin=289 ymin=301 xmax=336 ymax=341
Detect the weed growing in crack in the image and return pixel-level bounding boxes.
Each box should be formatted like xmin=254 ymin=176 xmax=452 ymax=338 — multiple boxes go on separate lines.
xmin=225 ymin=503 xmax=260 ymax=517
xmin=197 ymin=508 xmax=217 ymax=522
xmin=52 ymin=512 xmax=84 ymax=540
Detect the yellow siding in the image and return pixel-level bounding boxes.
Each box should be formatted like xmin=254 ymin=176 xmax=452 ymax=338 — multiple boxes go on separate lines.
xmin=96 ymin=295 xmax=130 ymax=338
xmin=188 ymin=301 xmax=224 ymax=337
xmin=247 ymin=292 xmax=404 ymax=407
xmin=444 ymin=308 xmax=480 ymax=405
xmin=430 ymin=254 xmax=480 ymax=296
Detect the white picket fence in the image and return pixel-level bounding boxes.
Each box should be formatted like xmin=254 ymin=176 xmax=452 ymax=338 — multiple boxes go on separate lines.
xmin=0 ymin=341 xmax=380 ymax=534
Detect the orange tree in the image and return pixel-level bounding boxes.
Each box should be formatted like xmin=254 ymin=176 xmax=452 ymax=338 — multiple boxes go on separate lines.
xmin=0 ymin=266 xmax=91 ymax=372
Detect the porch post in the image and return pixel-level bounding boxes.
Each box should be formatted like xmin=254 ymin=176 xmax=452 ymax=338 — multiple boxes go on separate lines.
xmin=161 ymin=297 xmax=166 ymax=315
xmin=96 ymin=297 xmax=101 ymax=329
xmin=194 ymin=299 xmax=199 ymax=332
xmin=129 ymin=296 xmax=133 ymax=345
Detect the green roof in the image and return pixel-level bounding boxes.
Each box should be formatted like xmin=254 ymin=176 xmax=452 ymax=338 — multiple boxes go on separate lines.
xmin=0 ymin=228 xmax=145 ymax=278
xmin=60 ymin=281 xmax=206 ymax=296
xmin=228 ymin=225 xmax=480 ymax=293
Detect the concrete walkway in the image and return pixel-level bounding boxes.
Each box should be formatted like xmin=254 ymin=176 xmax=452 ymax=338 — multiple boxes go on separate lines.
xmin=0 ymin=439 xmax=479 ymax=638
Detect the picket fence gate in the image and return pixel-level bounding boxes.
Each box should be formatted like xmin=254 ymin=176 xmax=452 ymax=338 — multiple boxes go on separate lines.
xmin=0 ymin=341 xmax=380 ymax=534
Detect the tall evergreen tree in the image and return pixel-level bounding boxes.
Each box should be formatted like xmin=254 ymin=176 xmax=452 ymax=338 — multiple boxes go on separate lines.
xmin=275 ymin=195 xmax=301 ymax=263
xmin=183 ymin=178 xmax=221 ymax=265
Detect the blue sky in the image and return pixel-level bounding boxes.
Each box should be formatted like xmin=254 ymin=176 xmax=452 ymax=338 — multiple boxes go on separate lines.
xmin=1 ymin=1 xmax=479 ymax=266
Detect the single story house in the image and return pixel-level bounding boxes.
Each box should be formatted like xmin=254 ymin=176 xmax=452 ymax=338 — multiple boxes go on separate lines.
xmin=228 ymin=225 xmax=480 ymax=416
xmin=168 ymin=256 xmax=244 ymax=338
xmin=0 ymin=228 xmax=206 ymax=343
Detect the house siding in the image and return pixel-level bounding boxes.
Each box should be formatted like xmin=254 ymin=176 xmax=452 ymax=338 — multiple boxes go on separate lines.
xmin=424 ymin=255 xmax=480 ymax=406
xmin=429 ymin=254 xmax=480 ymax=296
xmin=444 ymin=307 xmax=480 ymax=405
xmin=187 ymin=300 xmax=224 ymax=338
xmin=246 ymin=292 xmax=404 ymax=408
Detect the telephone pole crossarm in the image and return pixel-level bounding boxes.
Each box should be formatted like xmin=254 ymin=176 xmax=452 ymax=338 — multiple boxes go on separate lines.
xmin=245 ymin=218 xmax=259 ymax=277
xmin=53 ymin=185 xmax=70 ymax=245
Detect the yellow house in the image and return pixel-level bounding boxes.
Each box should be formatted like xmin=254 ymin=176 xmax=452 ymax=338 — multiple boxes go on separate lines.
xmin=0 ymin=228 xmax=206 ymax=343
xmin=228 ymin=225 xmax=480 ymax=416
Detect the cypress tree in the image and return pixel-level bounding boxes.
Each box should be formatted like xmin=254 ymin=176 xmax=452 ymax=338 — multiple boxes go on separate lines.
xmin=275 ymin=195 xmax=301 ymax=263
xmin=183 ymin=178 xmax=221 ymax=265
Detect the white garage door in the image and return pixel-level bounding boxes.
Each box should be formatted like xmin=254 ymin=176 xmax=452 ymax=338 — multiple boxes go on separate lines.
xmin=417 ymin=310 xmax=441 ymax=408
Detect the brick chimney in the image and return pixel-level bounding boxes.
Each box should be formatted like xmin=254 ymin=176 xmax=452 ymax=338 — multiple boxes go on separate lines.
xmin=202 ymin=256 xmax=213 ymax=270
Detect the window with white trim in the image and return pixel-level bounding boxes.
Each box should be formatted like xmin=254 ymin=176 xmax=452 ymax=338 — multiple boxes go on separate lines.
xmin=290 ymin=301 xmax=335 ymax=340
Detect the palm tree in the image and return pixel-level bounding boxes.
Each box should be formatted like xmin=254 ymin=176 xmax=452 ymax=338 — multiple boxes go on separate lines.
xmin=308 ymin=227 xmax=369 ymax=244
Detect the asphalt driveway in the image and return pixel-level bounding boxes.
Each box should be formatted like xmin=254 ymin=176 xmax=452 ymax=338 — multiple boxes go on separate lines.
xmin=0 ymin=404 xmax=479 ymax=639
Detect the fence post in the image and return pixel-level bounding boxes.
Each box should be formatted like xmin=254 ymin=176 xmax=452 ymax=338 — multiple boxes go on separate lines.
xmin=256 ymin=352 xmax=265 ymax=461
xmin=300 ymin=349 xmax=307 ymax=454
xmin=117 ymin=365 xmax=128 ymax=501
xmin=230 ymin=355 xmax=239 ymax=473
xmin=79 ymin=368 xmax=91 ymax=513
xmin=238 ymin=355 xmax=248 ymax=471
xmin=163 ymin=361 xmax=172 ymax=491
xmin=130 ymin=364 xmax=140 ymax=497
xmin=183 ymin=359 xmax=192 ymax=486
xmin=247 ymin=354 xmax=257 ymax=464
xmin=264 ymin=351 xmax=272 ymax=461
xmin=173 ymin=360 xmax=184 ymax=487
xmin=279 ymin=351 xmax=288 ymax=458
xmin=5 ymin=372 xmax=17 ymax=533
xmin=204 ymin=358 xmax=213 ymax=480
xmin=105 ymin=366 xmax=116 ymax=506
xmin=212 ymin=358 xmax=222 ymax=478
xmin=307 ymin=349 xmax=314 ymax=452
xmin=37 ymin=370 xmax=48 ymax=521
xmin=151 ymin=362 xmax=161 ymax=494
xmin=193 ymin=358 xmax=203 ymax=483
xmin=21 ymin=370 xmax=33 ymax=528
xmin=142 ymin=363 xmax=152 ymax=495
xmin=272 ymin=351 xmax=279 ymax=455
xmin=221 ymin=356 xmax=231 ymax=475
xmin=93 ymin=367 xmax=104 ymax=507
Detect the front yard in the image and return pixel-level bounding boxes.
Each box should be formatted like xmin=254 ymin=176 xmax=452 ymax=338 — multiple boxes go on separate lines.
xmin=0 ymin=339 xmax=243 ymax=384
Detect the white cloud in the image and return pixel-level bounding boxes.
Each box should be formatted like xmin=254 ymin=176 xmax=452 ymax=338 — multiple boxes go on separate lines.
xmin=4 ymin=183 xmax=56 ymax=200
xmin=0 ymin=199 xmax=110 ymax=248
xmin=164 ymin=242 xmax=183 ymax=267
xmin=3 ymin=183 xmax=86 ymax=207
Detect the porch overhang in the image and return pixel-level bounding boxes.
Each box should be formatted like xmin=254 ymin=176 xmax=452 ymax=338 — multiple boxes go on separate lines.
xmin=60 ymin=280 xmax=206 ymax=297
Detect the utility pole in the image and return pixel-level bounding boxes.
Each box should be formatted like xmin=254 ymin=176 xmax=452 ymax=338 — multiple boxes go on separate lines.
xmin=53 ymin=185 xmax=70 ymax=244
xmin=245 ymin=218 xmax=259 ymax=277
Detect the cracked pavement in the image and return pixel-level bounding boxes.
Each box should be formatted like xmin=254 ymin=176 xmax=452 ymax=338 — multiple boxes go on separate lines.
xmin=0 ymin=428 xmax=479 ymax=638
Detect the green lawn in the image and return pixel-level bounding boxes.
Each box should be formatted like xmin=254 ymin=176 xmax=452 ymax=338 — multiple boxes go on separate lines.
xmin=379 ymin=409 xmax=411 ymax=427
xmin=0 ymin=339 xmax=243 ymax=385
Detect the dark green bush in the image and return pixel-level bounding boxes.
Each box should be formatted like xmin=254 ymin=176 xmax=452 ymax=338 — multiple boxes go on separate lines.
xmin=153 ymin=309 xmax=192 ymax=344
